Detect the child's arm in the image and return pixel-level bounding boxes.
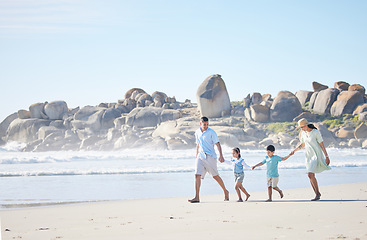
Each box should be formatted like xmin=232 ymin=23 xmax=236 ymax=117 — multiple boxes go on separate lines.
xmin=281 ymin=152 xmax=294 ymax=161
xmin=223 ymin=159 xmax=233 ymax=165
xmin=252 ymin=162 xmax=264 ymax=170
xmin=242 ymin=161 xmax=252 ymax=170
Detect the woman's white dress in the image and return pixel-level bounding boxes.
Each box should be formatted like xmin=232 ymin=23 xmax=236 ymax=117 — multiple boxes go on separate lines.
xmin=300 ymin=129 xmax=331 ymax=173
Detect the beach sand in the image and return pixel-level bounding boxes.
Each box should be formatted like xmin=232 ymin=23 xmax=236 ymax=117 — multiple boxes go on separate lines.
xmin=1 ymin=182 xmax=366 ymax=240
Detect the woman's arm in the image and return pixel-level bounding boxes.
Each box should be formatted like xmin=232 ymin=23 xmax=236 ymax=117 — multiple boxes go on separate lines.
xmin=319 ymin=141 xmax=330 ymax=165
xmin=291 ymin=143 xmax=305 ymax=155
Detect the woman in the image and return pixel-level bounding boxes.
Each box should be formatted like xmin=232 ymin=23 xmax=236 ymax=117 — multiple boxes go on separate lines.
xmin=291 ymin=118 xmax=331 ymax=201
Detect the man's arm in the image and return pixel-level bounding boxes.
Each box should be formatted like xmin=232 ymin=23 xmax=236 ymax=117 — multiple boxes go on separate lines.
xmin=196 ymin=144 xmax=199 ymax=158
xmin=215 ymin=142 xmax=224 ymax=163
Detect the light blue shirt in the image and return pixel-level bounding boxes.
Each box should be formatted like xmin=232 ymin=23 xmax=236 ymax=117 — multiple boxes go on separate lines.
xmin=195 ymin=127 xmax=219 ymax=159
xmin=226 ymin=157 xmax=251 ymax=173
xmin=261 ymin=155 xmax=283 ymax=177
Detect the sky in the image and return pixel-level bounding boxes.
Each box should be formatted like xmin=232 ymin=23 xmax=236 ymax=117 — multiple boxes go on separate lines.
xmin=0 ymin=0 xmax=366 ymax=121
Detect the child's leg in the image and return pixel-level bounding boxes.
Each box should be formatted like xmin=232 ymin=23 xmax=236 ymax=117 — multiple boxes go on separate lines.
xmin=239 ymin=183 xmax=250 ymax=201
xmin=272 ymin=187 xmax=284 ymax=198
xmin=235 ymin=182 xmax=243 ymax=201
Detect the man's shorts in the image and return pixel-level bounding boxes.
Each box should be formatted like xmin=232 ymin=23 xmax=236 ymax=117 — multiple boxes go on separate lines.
xmin=195 ymin=154 xmax=219 ymax=179
xmin=267 ymin=177 xmax=279 ymax=187
xmin=234 ymin=172 xmax=244 ymax=183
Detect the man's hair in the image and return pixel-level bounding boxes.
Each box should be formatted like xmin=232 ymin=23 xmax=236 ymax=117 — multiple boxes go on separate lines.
xmin=266 ymin=145 xmax=275 ymax=152
xmin=201 ymin=116 xmax=209 ymax=122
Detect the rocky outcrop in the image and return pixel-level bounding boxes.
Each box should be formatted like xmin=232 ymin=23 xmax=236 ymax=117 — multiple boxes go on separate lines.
xmin=7 ymin=118 xmax=51 ymax=143
xmin=44 ymin=101 xmax=68 ymax=120
xmin=312 ymin=88 xmax=339 ymax=115
xmin=29 ymin=103 xmax=48 ymax=119
xmin=247 ymin=104 xmax=270 ymax=123
xmin=354 ymin=123 xmax=367 ymax=139
xmin=348 ymin=84 xmax=365 ymax=95
xmin=196 ymin=74 xmax=231 ymax=118
xmin=330 ymin=91 xmax=364 ymax=117
xmin=270 ymin=91 xmax=302 ymax=122
xmin=295 ymin=90 xmax=313 ymax=107
xmin=0 ymin=112 xmax=17 ymax=142
xmin=353 ymin=103 xmax=367 ymax=115
xmin=18 ymin=110 xmax=31 ymax=119
xmin=312 ymin=82 xmax=328 ymax=92
xmin=334 ymin=81 xmax=350 ymax=92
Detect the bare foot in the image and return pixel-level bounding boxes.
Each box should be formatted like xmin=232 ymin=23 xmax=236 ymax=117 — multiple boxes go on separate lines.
xmin=311 ymin=194 xmax=321 ymax=201
xmin=245 ymin=194 xmax=250 ymax=201
xmin=237 ymin=199 xmax=243 ymax=202
xmin=279 ymin=190 xmax=283 ymax=199
xmin=188 ymin=198 xmax=200 ymax=203
xmin=265 ymin=199 xmax=272 ymax=202
xmin=224 ymin=190 xmax=229 ymax=201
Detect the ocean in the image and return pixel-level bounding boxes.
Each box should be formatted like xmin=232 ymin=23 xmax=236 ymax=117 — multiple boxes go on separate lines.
xmin=0 ymin=142 xmax=366 ymax=208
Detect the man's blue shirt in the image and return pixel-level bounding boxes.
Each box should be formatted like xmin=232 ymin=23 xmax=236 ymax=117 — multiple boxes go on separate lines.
xmin=195 ymin=127 xmax=219 ymax=159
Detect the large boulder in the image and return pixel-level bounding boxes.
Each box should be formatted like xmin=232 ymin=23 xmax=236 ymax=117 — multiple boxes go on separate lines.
xmin=38 ymin=126 xmax=63 ymax=140
xmin=251 ymin=92 xmax=262 ymax=105
xmin=348 ymin=84 xmax=365 ymax=95
xmin=312 ymin=82 xmax=328 ymax=92
xmin=353 ymin=103 xmax=367 ymax=115
xmin=196 ymin=74 xmax=231 ymax=118
xmin=44 ymin=101 xmax=68 ymax=120
xmin=360 ymin=112 xmax=367 ymax=122
xmin=101 ymin=108 xmax=122 ymax=129
xmin=308 ymin=92 xmax=319 ymax=109
xmin=126 ymin=107 xmax=180 ymax=128
xmin=7 ymin=118 xmax=51 ymax=142
xmin=249 ymin=104 xmax=270 ymax=123
xmin=295 ymin=90 xmax=313 ymax=107
xmin=337 ymin=127 xmax=355 ymax=139
xmin=354 ymin=123 xmax=367 ymax=139
xmin=330 ymin=91 xmax=364 ymax=117
xmin=0 ymin=112 xmax=18 ymax=139
xmin=18 ymin=110 xmax=31 ymax=119
xmin=124 ymin=88 xmax=146 ymax=99
xmin=314 ymin=123 xmax=337 ymax=147
xmin=293 ymin=111 xmax=317 ymax=122
xmin=270 ymin=91 xmax=303 ymax=122
xmin=334 ymin=81 xmax=350 ymax=92
xmin=312 ymin=88 xmax=339 ymax=115
xmin=29 ymin=102 xmax=48 ymax=119
xmin=72 ymin=106 xmax=105 ymax=131
xmin=126 ymin=107 xmax=161 ymax=128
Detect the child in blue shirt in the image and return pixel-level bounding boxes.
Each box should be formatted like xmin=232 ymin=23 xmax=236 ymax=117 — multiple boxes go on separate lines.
xmin=225 ymin=147 xmax=252 ymax=202
xmin=252 ymin=145 xmax=293 ymax=202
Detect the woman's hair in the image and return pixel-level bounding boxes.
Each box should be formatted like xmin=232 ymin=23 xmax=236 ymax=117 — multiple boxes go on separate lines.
xmin=232 ymin=147 xmax=241 ymax=158
xmin=308 ymin=124 xmax=318 ymax=130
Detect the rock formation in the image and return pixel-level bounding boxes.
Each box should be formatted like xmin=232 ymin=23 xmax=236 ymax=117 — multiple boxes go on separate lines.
xmin=196 ymin=74 xmax=231 ymax=118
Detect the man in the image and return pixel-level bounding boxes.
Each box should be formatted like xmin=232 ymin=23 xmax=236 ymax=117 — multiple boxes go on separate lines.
xmin=188 ymin=116 xmax=229 ymax=203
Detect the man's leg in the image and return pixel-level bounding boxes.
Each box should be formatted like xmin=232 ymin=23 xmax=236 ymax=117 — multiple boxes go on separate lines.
xmin=213 ymin=175 xmax=229 ymax=201
xmin=188 ymin=174 xmax=201 ymax=203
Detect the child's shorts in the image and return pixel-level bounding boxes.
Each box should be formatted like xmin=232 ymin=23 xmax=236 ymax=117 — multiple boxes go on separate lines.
xmin=234 ymin=172 xmax=244 ymax=182
xmin=267 ymin=177 xmax=279 ymax=187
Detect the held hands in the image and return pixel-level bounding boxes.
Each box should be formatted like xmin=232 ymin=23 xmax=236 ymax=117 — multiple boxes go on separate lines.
xmin=218 ymin=155 xmax=225 ymax=163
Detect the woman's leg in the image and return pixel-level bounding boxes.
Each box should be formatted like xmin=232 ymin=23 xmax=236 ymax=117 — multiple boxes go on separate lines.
xmin=308 ymin=172 xmax=321 ymax=200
